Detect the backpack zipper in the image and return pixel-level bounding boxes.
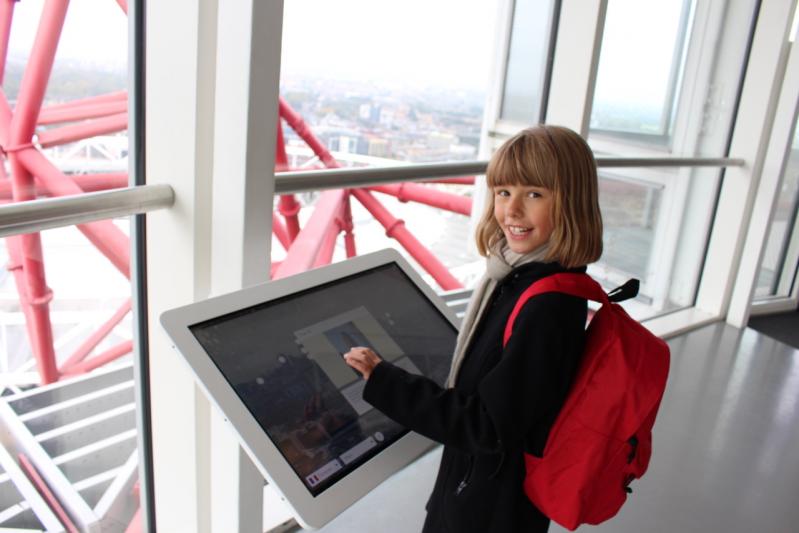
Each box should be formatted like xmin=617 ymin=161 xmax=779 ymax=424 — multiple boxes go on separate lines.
xmin=626 ymin=435 xmax=639 ymax=464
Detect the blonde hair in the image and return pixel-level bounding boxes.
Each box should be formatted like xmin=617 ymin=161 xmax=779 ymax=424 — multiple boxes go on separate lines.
xmin=475 ymin=125 xmax=603 ymax=268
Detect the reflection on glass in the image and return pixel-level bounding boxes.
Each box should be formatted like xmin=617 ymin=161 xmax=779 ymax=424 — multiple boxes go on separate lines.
xmin=756 ymin=122 xmax=799 ymax=297
xmin=590 ymin=0 xmax=693 ymax=139
xmin=597 ymin=174 xmax=662 ymax=282
xmin=499 ymin=0 xmax=557 ymax=123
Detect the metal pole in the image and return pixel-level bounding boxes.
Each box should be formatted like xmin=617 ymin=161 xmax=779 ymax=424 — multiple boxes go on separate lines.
xmin=275 ymin=157 xmax=746 ymax=194
xmin=0 ymin=183 xmax=175 ymax=238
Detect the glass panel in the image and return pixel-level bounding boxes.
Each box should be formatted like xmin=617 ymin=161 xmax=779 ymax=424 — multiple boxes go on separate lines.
xmin=590 ymin=0 xmax=692 ymax=138
xmin=595 ymin=174 xmax=662 ymax=283
xmin=0 ymin=221 xmax=138 ymax=531
xmin=499 ymin=0 xmax=557 ymax=124
xmin=586 ymin=0 xmax=757 ymax=321
xmin=755 ymin=121 xmax=799 ymax=298
xmin=280 ymin=0 xmax=498 ymax=166
xmin=1 ymin=2 xmax=140 ymax=531
xmin=6 ymin=0 xmax=128 ymax=187
xmin=278 ymin=1 xmax=498 ymax=284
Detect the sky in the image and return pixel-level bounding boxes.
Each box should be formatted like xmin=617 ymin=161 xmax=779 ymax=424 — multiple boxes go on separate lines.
xmin=281 ymin=0 xmax=499 ymax=91
xmin=6 ymin=0 xmax=759 ymax=111
xmin=593 ymin=0 xmax=688 ymax=110
xmin=8 ymin=0 xmax=128 ymax=69
xmin=8 ymin=0 xmax=499 ymax=91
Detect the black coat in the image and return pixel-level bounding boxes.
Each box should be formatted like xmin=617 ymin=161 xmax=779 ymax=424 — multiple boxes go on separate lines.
xmin=363 ymin=261 xmax=588 ymax=533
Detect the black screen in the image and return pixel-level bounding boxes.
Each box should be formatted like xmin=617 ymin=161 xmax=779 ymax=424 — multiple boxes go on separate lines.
xmin=189 ymin=263 xmax=456 ymax=496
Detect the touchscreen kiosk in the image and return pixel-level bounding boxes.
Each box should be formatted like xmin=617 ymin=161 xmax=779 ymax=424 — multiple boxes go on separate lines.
xmin=160 ymin=249 xmax=458 ymax=529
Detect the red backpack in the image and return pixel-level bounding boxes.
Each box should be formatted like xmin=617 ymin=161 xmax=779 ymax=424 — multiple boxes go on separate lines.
xmin=503 ymin=273 xmax=670 ymax=531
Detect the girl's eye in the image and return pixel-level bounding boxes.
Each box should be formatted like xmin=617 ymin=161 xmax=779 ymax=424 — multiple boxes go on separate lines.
xmin=528 ymin=191 xmax=542 ymax=198
xmin=495 ymin=189 xmax=510 ymax=197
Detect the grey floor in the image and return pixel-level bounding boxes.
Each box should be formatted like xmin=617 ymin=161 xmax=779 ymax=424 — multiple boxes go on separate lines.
xmin=304 ymin=322 xmax=799 ymax=532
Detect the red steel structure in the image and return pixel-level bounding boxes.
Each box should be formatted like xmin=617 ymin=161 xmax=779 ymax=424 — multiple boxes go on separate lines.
xmin=0 ymin=1 xmax=472 ymax=385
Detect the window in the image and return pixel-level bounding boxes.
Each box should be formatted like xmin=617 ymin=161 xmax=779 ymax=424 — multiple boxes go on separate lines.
xmin=0 ymin=2 xmax=145 ymax=531
xmin=755 ymin=120 xmax=799 ymax=298
xmin=590 ymin=0 xmax=694 ymax=143
xmin=499 ymin=0 xmax=559 ymax=124
xmin=584 ymin=0 xmax=759 ymax=321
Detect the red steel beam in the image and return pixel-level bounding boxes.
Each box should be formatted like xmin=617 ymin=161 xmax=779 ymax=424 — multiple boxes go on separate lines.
xmin=351 ymin=189 xmax=462 ymax=291
xmin=272 ymin=212 xmax=290 ymax=251
xmin=279 ymin=97 xmax=340 ymax=169
xmin=0 ymin=173 xmax=128 ymax=199
xmin=311 ymin=218 xmax=342 ymax=268
xmin=275 ymin=121 xmax=302 ymax=241
xmin=3 ymin=0 xmax=70 ymax=385
xmin=273 ymin=189 xmax=346 ymax=279
xmin=5 ymin=234 xmax=56 ymax=381
xmin=40 ymin=90 xmax=127 ymax=112
xmin=424 ymin=176 xmax=475 ymax=185
xmin=37 ymin=100 xmax=127 ymax=125
xmin=1 ymin=160 xmax=57 ymax=384
xmin=278 ymin=195 xmax=301 ymax=242
xmin=274 ymin=121 xmax=289 ymax=172
xmin=124 ymin=508 xmax=141 ymax=533
xmin=36 ymin=112 xmax=127 ymax=148
xmin=17 ymin=454 xmax=79 ymax=533
xmin=7 ymin=0 xmax=68 ymax=142
xmin=0 ymin=0 xmax=15 ymax=85
xmin=62 ymin=340 xmax=133 ymax=376
xmin=368 ymin=183 xmax=472 ymax=216
xmin=270 ymin=260 xmax=282 ymax=279
xmin=59 ymin=299 xmax=132 ymax=373
xmin=342 ymin=193 xmax=357 ymax=258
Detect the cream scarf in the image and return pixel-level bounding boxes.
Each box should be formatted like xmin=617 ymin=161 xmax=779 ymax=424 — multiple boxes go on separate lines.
xmin=446 ymin=240 xmax=551 ymax=387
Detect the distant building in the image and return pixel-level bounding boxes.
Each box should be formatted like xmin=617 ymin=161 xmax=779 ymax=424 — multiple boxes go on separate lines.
xmin=427 ymin=132 xmax=457 ymax=151
xmin=367 ymin=138 xmax=390 ymax=158
xmin=359 ymin=103 xmax=381 ymax=123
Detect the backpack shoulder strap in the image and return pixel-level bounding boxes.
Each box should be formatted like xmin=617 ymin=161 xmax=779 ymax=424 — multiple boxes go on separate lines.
xmin=502 ymin=273 xmax=609 ymax=347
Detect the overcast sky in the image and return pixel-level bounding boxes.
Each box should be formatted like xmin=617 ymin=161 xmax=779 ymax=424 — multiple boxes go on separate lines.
xmin=8 ymin=0 xmax=127 ymax=68
xmin=281 ymin=0 xmax=499 ymax=91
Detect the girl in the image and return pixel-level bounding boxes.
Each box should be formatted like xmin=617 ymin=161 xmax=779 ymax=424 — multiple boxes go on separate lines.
xmin=345 ymin=125 xmax=603 ymax=532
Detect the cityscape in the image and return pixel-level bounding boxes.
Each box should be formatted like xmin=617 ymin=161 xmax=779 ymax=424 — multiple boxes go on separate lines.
xmin=280 ymin=76 xmax=486 ymax=166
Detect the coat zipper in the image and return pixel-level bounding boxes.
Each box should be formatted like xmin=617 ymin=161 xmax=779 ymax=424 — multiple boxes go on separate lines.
xmin=455 ymin=456 xmax=474 ymax=495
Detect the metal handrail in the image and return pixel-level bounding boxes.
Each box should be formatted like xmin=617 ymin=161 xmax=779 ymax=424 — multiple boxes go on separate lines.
xmin=0 ymin=184 xmax=175 ymax=237
xmin=275 ymin=156 xmax=745 ymax=194
xmin=0 ymin=156 xmax=744 ymax=235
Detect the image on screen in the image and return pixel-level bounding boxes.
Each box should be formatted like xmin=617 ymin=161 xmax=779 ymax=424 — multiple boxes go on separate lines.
xmin=189 ymin=263 xmax=456 ymax=496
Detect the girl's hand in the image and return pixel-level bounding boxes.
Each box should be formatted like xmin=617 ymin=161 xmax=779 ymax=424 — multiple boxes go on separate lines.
xmin=343 ymin=347 xmax=382 ymax=380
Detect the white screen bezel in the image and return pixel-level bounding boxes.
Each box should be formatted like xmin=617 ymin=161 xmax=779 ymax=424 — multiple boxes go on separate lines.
xmin=159 ymin=249 xmax=459 ymax=529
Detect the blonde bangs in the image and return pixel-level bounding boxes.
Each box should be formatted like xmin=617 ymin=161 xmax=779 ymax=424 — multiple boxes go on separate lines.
xmin=485 ymin=133 xmax=559 ymax=191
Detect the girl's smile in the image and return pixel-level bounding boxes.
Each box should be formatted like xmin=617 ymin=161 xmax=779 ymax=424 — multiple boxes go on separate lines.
xmin=493 ymin=185 xmax=554 ymax=254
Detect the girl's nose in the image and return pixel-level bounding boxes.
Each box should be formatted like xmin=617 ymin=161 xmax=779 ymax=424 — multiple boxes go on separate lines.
xmin=507 ymin=195 xmax=523 ymax=216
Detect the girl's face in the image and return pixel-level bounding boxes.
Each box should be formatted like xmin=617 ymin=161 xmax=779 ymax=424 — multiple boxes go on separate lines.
xmin=493 ymin=184 xmax=554 ymax=254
